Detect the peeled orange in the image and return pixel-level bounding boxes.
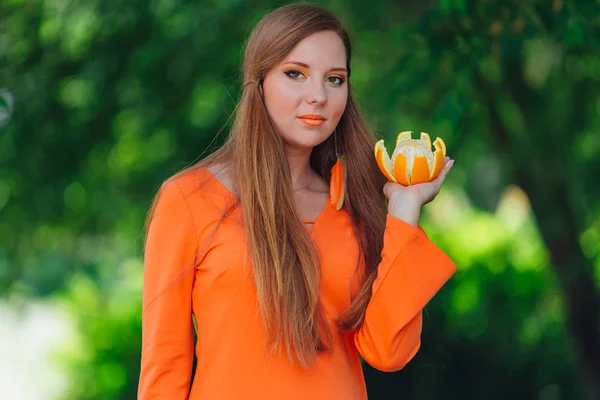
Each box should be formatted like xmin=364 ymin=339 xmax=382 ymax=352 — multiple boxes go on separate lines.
xmin=374 ymin=131 xmax=446 ymax=186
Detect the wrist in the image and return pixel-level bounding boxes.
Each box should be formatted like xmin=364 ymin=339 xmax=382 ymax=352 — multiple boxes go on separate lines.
xmin=387 ymin=195 xmax=421 ymax=227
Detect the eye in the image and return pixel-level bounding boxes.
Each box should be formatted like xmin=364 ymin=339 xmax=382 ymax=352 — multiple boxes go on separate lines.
xmin=284 ymin=70 xmax=306 ymax=79
xmin=327 ymin=76 xmax=345 ymax=86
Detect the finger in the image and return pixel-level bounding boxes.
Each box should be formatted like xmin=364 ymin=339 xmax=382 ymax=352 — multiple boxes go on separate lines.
xmin=440 ymin=158 xmax=455 ymax=178
xmin=432 ymin=158 xmax=455 ymax=187
xmin=383 ymin=181 xmax=394 ymax=198
xmin=416 ymin=159 xmax=454 ymax=204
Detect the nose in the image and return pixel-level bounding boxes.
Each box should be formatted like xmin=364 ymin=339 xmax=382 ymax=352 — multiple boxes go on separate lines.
xmin=304 ymin=78 xmax=327 ymax=105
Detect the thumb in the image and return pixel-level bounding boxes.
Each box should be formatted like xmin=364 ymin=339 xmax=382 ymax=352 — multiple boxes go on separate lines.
xmin=383 ymin=181 xmax=396 ymax=199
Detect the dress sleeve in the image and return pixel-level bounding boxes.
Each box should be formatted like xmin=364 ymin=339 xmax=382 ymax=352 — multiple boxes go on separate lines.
xmin=354 ymin=214 xmax=456 ymax=372
xmin=138 ymin=180 xmax=198 ymax=399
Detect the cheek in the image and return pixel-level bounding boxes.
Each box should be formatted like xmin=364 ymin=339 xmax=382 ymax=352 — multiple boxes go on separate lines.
xmin=329 ymin=90 xmax=348 ymax=120
xmin=265 ymin=78 xmax=301 ymax=116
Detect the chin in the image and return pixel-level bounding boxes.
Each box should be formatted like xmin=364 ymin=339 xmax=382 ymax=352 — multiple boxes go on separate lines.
xmin=285 ymin=131 xmax=330 ymax=149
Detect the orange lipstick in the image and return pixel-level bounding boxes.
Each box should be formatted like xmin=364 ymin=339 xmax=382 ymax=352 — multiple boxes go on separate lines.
xmin=298 ymin=114 xmax=326 ymax=127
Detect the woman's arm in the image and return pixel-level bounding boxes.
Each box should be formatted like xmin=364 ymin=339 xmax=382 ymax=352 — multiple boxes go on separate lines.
xmin=354 ymin=158 xmax=456 ymax=372
xmin=138 ymin=180 xmax=198 ymax=399
xmin=353 ymin=215 xmax=456 ymax=372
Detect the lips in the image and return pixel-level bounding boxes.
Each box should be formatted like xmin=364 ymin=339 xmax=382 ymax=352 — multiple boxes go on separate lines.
xmin=298 ymin=114 xmax=326 ymax=126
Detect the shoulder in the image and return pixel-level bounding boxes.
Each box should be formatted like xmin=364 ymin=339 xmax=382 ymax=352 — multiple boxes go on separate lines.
xmin=157 ymin=164 xmax=225 ymax=201
xmin=204 ymin=162 xmax=238 ymax=197
xmin=156 ymin=163 xmax=237 ymax=221
xmin=151 ymin=174 xmax=196 ymax=227
xmin=163 ymin=166 xmax=211 ymax=197
xmin=164 ymin=162 xmax=237 ymax=197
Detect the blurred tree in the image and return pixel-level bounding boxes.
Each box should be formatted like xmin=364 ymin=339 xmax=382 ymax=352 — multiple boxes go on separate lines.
xmin=1 ymin=0 xmax=599 ymax=399
xmin=366 ymin=1 xmax=600 ymax=397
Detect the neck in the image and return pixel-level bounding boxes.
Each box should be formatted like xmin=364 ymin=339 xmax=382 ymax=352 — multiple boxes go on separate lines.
xmin=285 ymin=146 xmax=314 ymax=191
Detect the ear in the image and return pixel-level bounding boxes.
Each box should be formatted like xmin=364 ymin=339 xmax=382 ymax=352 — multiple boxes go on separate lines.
xmin=258 ymin=71 xmax=264 ymax=97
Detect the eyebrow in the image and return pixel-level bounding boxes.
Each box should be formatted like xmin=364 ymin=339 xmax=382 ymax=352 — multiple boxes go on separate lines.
xmin=283 ymin=61 xmax=347 ymax=73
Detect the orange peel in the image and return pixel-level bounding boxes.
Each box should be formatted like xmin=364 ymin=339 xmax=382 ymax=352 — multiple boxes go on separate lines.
xmin=374 ymin=131 xmax=447 ymax=186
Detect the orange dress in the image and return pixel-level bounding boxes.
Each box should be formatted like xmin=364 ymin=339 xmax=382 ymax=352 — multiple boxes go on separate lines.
xmin=138 ymin=167 xmax=456 ymax=399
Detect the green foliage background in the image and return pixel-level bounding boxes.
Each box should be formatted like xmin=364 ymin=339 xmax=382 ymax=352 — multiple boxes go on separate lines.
xmin=1 ymin=0 xmax=600 ymax=399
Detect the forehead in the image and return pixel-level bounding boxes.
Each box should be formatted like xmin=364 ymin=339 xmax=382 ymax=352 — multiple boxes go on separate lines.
xmin=282 ymin=30 xmax=347 ymax=68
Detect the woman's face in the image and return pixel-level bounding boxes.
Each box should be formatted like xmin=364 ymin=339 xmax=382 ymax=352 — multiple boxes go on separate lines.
xmin=262 ymin=30 xmax=349 ymax=151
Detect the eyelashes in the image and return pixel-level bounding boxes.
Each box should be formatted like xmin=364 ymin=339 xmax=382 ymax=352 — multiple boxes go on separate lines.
xmin=283 ymin=69 xmax=346 ymax=86
xmin=284 ymin=70 xmax=304 ymax=79
xmin=327 ymin=76 xmax=345 ymax=85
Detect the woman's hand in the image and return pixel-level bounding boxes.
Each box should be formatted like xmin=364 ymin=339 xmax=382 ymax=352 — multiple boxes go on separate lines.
xmin=383 ymin=157 xmax=455 ymax=226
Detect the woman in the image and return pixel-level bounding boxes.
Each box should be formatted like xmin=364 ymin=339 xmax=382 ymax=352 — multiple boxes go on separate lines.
xmin=138 ymin=3 xmax=456 ymax=399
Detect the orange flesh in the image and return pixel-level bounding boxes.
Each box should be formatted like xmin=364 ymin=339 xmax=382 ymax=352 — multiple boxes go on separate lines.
xmin=410 ymin=156 xmax=431 ymax=184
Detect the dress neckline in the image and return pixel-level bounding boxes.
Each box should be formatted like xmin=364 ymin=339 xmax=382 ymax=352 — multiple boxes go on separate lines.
xmin=202 ymin=167 xmax=331 ymax=232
